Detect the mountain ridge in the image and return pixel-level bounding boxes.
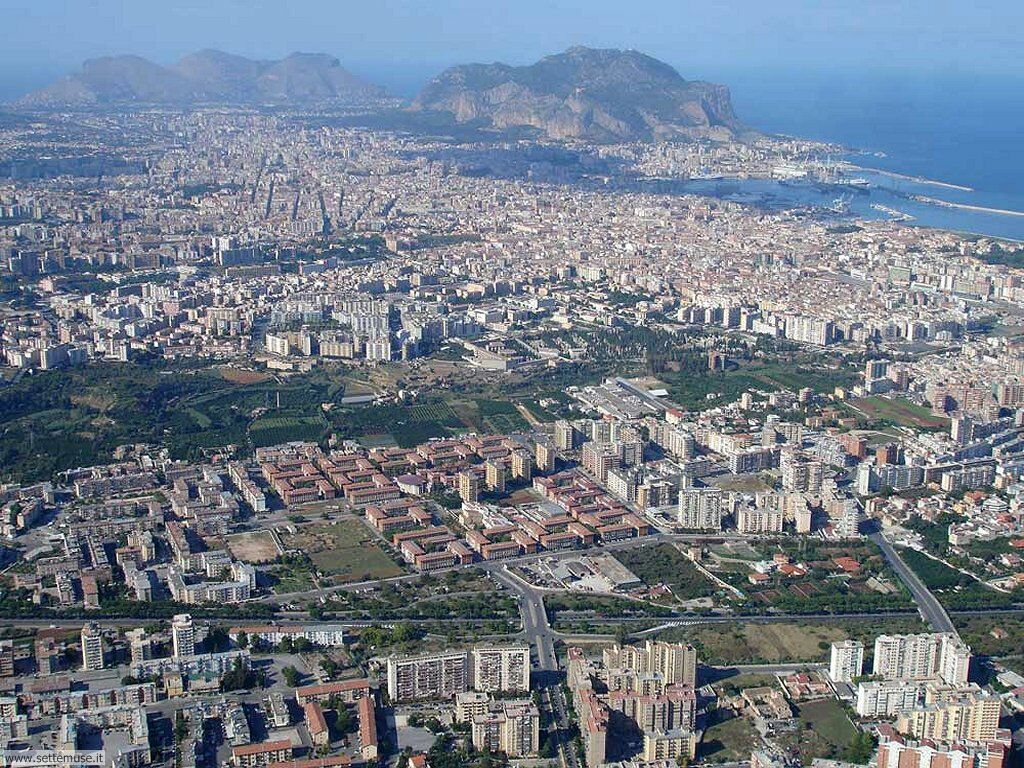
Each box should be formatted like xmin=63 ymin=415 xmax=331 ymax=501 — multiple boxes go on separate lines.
xmin=411 ymin=46 xmax=745 ymax=141
xmin=18 ymin=50 xmax=385 ymax=107
xmin=18 ymin=45 xmax=748 ymax=144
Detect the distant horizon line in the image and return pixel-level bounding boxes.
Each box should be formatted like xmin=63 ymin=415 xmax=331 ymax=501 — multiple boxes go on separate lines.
xmin=1 ymin=47 xmax=1020 ymax=103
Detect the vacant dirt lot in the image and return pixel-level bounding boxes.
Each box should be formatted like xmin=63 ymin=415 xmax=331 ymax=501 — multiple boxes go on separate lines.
xmin=224 ymin=530 xmax=282 ymax=563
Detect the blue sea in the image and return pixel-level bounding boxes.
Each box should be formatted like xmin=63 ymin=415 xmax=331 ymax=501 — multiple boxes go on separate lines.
xmin=715 ymin=69 xmax=1024 ymax=240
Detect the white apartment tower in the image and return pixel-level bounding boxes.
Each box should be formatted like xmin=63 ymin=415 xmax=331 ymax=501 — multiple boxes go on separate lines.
xmin=602 ymin=641 xmax=698 ymax=687
xmin=80 ymin=623 xmax=104 ymax=671
xmin=677 ymin=486 xmax=723 ymax=530
xmin=172 ymin=613 xmax=197 ymax=659
xmin=829 ymin=640 xmax=865 ymax=683
xmin=471 ymin=645 xmax=530 ymax=693
xmin=873 ymin=633 xmax=970 ymax=685
xmin=386 ymin=650 xmax=469 ymax=702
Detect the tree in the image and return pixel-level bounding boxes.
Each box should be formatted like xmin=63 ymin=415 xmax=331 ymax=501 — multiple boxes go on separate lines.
xmin=282 ymin=665 xmax=301 ymax=687
xmin=235 ymin=630 xmax=248 ymax=649
xmin=221 ymin=657 xmax=261 ymax=691
xmin=320 ymin=657 xmax=339 ymax=679
xmin=336 ymin=703 xmax=355 ymax=734
xmin=614 ymin=624 xmax=630 ymax=646
xmin=360 ymin=626 xmax=383 ymax=648
xmin=842 ymin=732 xmax=876 ymax=764
xmin=392 ymin=622 xmax=415 ymax=644
xmin=540 ymin=736 xmax=556 ymax=758
xmin=174 ymin=710 xmax=188 ymax=744
xmin=206 ymin=625 xmax=228 ymax=653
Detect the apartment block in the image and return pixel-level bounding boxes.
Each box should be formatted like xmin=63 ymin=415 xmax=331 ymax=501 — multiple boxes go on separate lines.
xmin=676 ymin=486 xmax=723 ymax=530
xmin=896 ymin=686 xmax=1002 ymax=742
xmin=386 ymin=650 xmax=469 ymax=702
xmin=471 ymin=645 xmax=530 ymax=693
xmin=856 ymin=680 xmax=922 ymax=718
xmin=80 ymin=623 xmax=104 ymax=672
xmin=873 ymin=633 xmax=971 ymax=685
xmin=471 ymin=699 xmax=540 ymax=758
xmin=829 ymin=640 xmax=865 ymax=683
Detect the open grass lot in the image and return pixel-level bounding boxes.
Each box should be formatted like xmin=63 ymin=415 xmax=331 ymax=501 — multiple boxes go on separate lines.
xmin=711 ymin=473 xmax=771 ymax=493
xmin=332 ymin=399 xmax=462 ymax=447
xmin=700 ymin=713 xmax=760 ymax=763
xmin=268 ymin=561 xmax=317 ymax=593
xmin=546 ymin=593 xmax=673 ymax=624
xmin=654 ymin=617 xmax=928 ymax=665
xmin=222 ymin=530 xmax=281 ymax=563
xmin=0 ymin=357 xmax=387 ymax=483
xmin=777 ymin=698 xmax=861 ymax=763
xmin=753 ymin=361 xmax=859 ymax=394
xmin=312 ymin=544 xmax=402 ymax=583
xmin=798 ymin=698 xmax=857 ymax=745
xmin=331 ymin=392 xmax=536 ymax=447
xmin=954 ymin=615 xmax=1024 ymax=680
xmin=709 ymin=542 xmax=761 ymax=561
xmin=503 ymin=487 xmax=544 ymax=506
xmin=659 ymin=356 xmax=860 ymax=411
xmin=518 ymin=400 xmax=559 ymax=423
xmin=475 ymin=398 xmax=532 ymax=433
xmin=0 ymin=361 xmax=249 ymax=481
xmin=664 ymin=622 xmax=847 ymax=664
xmin=713 ymin=673 xmax=779 ymax=693
xmin=281 ymin=518 xmax=403 ymax=583
xmin=481 ymin=411 xmax=530 ymax=433
xmin=956 ymin=615 xmax=1024 ymax=659
xmin=324 ymin=570 xmax=515 ymax=622
xmin=899 ymin=548 xmax=964 ymax=589
xmin=340 ymin=376 xmax=376 ymax=397
xmin=663 ymin=370 xmax=768 ymax=410
xmin=855 ymin=396 xmax=950 ymax=429
xmin=359 ymin=433 xmax=398 ymax=448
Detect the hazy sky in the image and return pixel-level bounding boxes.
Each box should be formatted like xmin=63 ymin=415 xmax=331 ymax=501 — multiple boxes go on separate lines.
xmin=1 ymin=0 xmax=1020 ymax=98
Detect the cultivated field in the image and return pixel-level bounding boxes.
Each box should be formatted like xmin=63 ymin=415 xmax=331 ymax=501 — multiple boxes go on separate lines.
xmin=219 ymin=367 xmax=271 ymax=385
xmin=855 ymin=396 xmax=950 ymax=429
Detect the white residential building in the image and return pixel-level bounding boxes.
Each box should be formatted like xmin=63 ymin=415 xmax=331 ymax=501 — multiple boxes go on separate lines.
xmin=172 ymin=614 xmax=196 ymax=659
xmin=829 ymin=640 xmax=865 ymax=683
xmin=471 ymin=645 xmax=530 ymax=693
xmin=873 ymin=633 xmax=971 ymax=685
xmin=856 ymin=680 xmax=922 ymax=717
xmin=677 ymin=486 xmax=723 ymax=530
